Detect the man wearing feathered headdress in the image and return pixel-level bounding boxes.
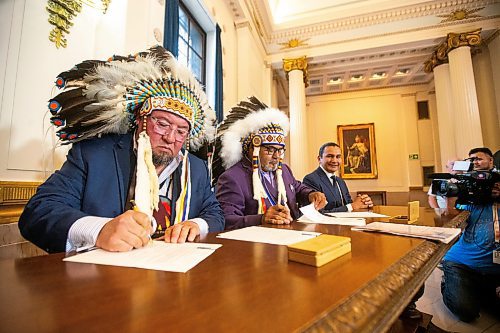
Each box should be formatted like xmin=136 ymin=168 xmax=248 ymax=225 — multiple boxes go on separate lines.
xmin=19 ymin=46 xmax=224 ymax=253
xmin=213 ymin=97 xmax=326 ymax=230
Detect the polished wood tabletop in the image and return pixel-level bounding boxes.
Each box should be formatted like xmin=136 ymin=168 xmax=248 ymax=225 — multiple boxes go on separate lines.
xmin=0 ymin=207 xmax=468 ymax=333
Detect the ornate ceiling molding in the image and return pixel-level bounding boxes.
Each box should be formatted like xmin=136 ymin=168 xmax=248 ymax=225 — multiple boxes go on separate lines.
xmin=270 ymin=15 xmax=495 ymax=59
xmin=267 ymin=0 xmax=495 ymax=43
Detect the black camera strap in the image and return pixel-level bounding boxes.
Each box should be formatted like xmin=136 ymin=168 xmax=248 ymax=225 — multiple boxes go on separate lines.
xmin=494 ymin=203 xmax=499 ymax=244
xmin=493 ymin=203 xmax=500 ymax=265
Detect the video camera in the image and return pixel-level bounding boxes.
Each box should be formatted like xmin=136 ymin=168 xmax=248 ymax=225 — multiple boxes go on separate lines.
xmin=429 ymin=160 xmax=500 ymax=205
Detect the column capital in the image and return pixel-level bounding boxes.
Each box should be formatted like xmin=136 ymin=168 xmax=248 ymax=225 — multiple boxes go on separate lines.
xmin=424 ymin=51 xmax=447 ymax=73
xmin=283 ymin=56 xmax=309 ymax=87
xmin=447 ymin=29 xmax=482 ymax=50
xmin=424 ymin=29 xmax=482 ymax=73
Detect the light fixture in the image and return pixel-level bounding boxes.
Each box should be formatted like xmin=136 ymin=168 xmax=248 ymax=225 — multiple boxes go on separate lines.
xmin=349 ymin=74 xmax=364 ymax=82
xmin=395 ymin=68 xmax=411 ymax=76
xmin=327 ymin=77 xmax=343 ymax=85
xmin=370 ymin=72 xmax=387 ymax=80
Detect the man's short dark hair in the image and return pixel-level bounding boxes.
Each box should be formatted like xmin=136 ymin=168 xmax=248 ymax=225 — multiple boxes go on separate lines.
xmin=468 ymin=147 xmax=493 ymax=157
xmin=319 ymin=142 xmax=340 ymax=157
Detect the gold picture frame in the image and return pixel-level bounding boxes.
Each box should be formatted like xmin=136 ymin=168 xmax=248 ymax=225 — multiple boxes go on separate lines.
xmin=337 ymin=123 xmax=378 ymax=179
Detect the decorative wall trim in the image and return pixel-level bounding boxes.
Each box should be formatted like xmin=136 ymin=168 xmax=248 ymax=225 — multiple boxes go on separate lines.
xmin=401 ymin=93 xmax=417 ymax=97
xmin=0 ymin=181 xmax=41 ymax=205
xmin=0 ymin=181 xmax=41 ymax=225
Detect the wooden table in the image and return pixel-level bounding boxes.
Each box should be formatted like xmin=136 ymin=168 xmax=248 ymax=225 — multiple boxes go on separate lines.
xmin=0 ymin=207 xmax=468 ymax=333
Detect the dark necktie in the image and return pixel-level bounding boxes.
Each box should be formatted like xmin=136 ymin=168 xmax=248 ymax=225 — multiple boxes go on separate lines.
xmin=331 ymin=175 xmax=344 ymax=206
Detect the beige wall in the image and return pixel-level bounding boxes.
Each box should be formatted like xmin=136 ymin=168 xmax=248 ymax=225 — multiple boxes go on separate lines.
xmin=1 ymin=0 xmax=163 ymax=182
xmin=305 ymin=85 xmax=433 ymax=193
xmin=202 ymin=0 xmax=239 ymax=113
xmin=487 ymin=33 xmax=500 ymax=138
xmin=0 ymin=0 xmax=268 ymax=182
xmin=203 ymin=0 xmax=270 ymax=112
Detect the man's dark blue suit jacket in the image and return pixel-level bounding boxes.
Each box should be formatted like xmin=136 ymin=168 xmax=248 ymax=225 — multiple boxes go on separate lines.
xmin=303 ymin=167 xmax=353 ymax=212
xmin=19 ymin=133 xmax=224 ymax=253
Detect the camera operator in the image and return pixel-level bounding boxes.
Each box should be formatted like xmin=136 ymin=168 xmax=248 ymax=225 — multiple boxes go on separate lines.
xmin=440 ymin=174 xmax=500 ymax=322
xmin=428 ymin=159 xmax=457 ymax=209
xmin=469 ymin=147 xmax=495 ymax=172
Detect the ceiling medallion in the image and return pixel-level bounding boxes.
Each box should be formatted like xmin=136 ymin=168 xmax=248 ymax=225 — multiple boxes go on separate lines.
xmin=46 ymin=0 xmax=112 ymax=49
xmin=437 ymin=7 xmax=484 ymax=23
xmin=278 ymin=38 xmax=310 ymax=50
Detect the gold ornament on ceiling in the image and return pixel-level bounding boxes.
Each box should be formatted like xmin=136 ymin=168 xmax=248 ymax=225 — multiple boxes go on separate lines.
xmin=437 ymin=7 xmax=484 ymax=23
xmin=278 ymin=38 xmax=310 ymax=50
xmin=46 ymin=0 xmax=112 ymax=49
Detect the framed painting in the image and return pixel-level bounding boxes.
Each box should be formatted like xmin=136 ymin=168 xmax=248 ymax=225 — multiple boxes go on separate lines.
xmin=337 ymin=123 xmax=378 ymax=179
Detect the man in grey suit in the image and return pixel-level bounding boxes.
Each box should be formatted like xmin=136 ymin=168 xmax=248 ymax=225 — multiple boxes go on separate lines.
xmin=303 ymin=142 xmax=373 ymax=212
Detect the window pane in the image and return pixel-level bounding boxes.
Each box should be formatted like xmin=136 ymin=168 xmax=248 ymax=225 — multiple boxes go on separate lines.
xmin=179 ymin=7 xmax=189 ymax=40
xmin=189 ymin=49 xmax=202 ymax=82
xmin=177 ymin=3 xmax=206 ymax=85
xmin=190 ymin=23 xmax=204 ymax=55
xmin=178 ymin=40 xmax=188 ymax=66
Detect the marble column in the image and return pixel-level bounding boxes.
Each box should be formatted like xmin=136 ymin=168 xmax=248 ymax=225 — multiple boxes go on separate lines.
xmin=425 ymin=29 xmax=483 ymax=160
xmin=433 ymin=64 xmax=457 ymax=170
xmin=447 ymin=30 xmax=483 ymax=158
xmin=283 ymin=56 xmax=308 ymax=179
xmin=488 ymin=32 xmax=500 ymax=127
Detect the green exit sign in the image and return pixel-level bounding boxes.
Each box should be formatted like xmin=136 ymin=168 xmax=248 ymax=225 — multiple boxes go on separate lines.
xmin=409 ymin=154 xmax=419 ymax=160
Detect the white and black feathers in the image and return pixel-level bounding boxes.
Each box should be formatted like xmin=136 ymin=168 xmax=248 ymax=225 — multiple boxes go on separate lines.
xmin=48 ymin=45 xmax=215 ymax=151
xmin=211 ymin=96 xmax=289 ymax=185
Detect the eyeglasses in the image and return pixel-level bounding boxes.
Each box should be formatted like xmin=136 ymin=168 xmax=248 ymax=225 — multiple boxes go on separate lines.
xmin=262 ymin=146 xmax=286 ymax=155
xmin=150 ymin=116 xmax=189 ymax=141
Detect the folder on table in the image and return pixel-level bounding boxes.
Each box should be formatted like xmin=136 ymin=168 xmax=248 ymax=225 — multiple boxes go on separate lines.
xmin=287 ymin=234 xmax=351 ymax=267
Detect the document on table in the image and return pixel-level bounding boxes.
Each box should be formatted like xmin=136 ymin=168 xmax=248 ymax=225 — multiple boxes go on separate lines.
xmin=352 ymin=222 xmax=461 ymax=244
xmin=216 ymin=226 xmax=320 ymax=245
xmin=63 ymin=241 xmax=222 ymax=273
xmin=297 ymin=204 xmax=366 ymax=226
xmin=326 ymin=212 xmax=389 ymax=218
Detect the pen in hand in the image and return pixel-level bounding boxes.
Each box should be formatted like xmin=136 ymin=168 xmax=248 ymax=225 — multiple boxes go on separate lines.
xmin=131 ymin=200 xmax=153 ymax=245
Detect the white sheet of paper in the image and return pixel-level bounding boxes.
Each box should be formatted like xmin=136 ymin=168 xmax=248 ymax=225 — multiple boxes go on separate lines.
xmin=216 ymin=226 xmax=320 ymax=245
xmin=63 ymin=241 xmax=222 ymax=273
xmin=352 ymin=222 xmax=461 ymax=244
xmin=296 ymin=215 xmax=366 ymax=226
xmin=298 ymin=204 xmax=366 ymax=226
xmin=326 ymin=212 xmax=389 ymax=218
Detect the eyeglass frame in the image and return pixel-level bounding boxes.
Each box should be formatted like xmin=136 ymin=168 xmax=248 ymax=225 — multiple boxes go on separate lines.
xmin=261 ymin=146 xmax=286 ymax=155
xmin=149 ymin=115 xmax=189 ymax=142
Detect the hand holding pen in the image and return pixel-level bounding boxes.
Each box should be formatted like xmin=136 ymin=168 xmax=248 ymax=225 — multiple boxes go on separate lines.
xmin=95 ymin=208 xmax=153 ymax=252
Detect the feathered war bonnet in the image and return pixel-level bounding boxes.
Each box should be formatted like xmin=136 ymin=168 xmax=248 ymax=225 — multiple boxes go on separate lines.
xmin=48 ymin=45 xmax=216 ymax=220
xmin=213 ymin=96 xmax=290 ymax=214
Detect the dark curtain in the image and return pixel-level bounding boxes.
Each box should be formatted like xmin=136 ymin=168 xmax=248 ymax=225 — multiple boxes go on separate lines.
xmin=163 ymin=0 xmax=179 ymax=57
xmin=215 ymin=24 xmax=223 ymax=123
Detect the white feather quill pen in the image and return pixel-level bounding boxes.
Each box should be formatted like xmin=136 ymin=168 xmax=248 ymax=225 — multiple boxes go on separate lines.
xmin=134 ymin=132 xmax=159 ymax=216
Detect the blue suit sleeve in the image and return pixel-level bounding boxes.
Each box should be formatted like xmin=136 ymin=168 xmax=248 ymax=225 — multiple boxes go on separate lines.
xmin=18 ymin=143 xmax=89 ymax=253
